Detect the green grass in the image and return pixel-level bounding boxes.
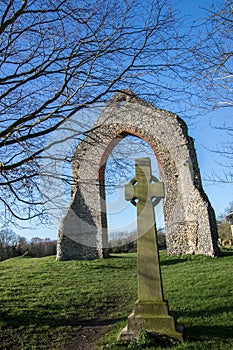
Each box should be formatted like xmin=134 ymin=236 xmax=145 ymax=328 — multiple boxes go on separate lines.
xmin=0 ymin=249 xmax=233 ymax=349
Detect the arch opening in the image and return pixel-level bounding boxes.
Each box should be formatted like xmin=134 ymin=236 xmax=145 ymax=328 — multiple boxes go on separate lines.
xmin=103 ymin=133 xmax=165 ymax=251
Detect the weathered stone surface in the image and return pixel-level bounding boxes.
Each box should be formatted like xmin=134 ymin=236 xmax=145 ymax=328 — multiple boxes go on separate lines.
xmin=125 ymin=158 xmax=165 ymax=302
xmin=56 ymin=90 xmax=219 ymax=260
xmin=119 ymin=157 xmax=182 ymax=340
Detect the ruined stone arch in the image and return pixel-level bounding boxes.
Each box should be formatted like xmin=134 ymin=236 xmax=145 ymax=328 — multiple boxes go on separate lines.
xmin=56 ymin=91 xmax=219 ymax=260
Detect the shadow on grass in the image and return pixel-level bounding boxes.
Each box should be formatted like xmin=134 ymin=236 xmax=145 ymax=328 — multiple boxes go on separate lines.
xmin=2 ymin=306 xmax=233 ymax=345
xmin=109 ymin=254 xmax=136 ymax=259
xmin=185 ymin=325 xmax=233 ymax=341
xmin=178 ymin=305 xmax=233 ymax=341
xmin=161 ymin=249 xmax=233 ymax=265
xmin=220 ymin=247 xmax=233 ymax=257
xmin=92 ymin=265 xmax=123 ymax=270
xmin=160 ymin=257 xmax=191 ymax=266
xmin=0 ymin=309 xmax=124 ymax=329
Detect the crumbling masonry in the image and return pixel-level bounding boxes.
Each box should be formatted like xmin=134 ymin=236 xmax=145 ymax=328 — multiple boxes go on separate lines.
xmin=56 ymin=91 xmax=219 ymax=260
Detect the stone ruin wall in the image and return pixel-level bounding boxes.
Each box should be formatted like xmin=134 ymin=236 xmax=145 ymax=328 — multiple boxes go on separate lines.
xmin=56 ymin=91 xmax=219 ymax=260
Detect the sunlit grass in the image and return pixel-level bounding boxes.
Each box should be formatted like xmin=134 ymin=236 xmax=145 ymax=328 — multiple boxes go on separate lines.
xmin=0 ymin=249 xmax=233 ymax=349
xmin=0 ymin=254 xmax=137 ymax=349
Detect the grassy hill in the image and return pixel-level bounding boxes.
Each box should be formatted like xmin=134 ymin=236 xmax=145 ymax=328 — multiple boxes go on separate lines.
xmin=0 ymin=249 xmax=233 ymax=349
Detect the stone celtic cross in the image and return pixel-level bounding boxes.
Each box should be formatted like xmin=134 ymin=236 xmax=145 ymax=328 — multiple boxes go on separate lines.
xmin=121 ymin=157 xmax=182 ymax=340
xmin=125 ymin=157 xmax=165 ymax=301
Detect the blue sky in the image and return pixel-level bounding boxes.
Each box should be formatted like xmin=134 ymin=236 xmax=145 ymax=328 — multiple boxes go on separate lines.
xmin=14 ymin=0 xmax=232 ymax=240
xmin=189 ymin=110 xmax=232 ymax=214
xmin=171 ymin=0 xmax=233 ymax=216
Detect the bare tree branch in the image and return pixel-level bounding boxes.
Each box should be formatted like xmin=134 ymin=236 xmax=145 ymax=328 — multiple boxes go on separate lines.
xmin=0 ymin=0 xmax=194 ymax=225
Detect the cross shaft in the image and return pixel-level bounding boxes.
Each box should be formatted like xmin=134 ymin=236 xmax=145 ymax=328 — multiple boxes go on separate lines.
xmin=125 ymin=157 xmax=165 ymax=301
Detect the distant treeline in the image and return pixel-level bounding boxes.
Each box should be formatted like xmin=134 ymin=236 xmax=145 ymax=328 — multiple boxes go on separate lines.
xmin=0 ymin=228 xmax=168 ymax=262
xmin=109 ymin=229 xmax=166 ymax=254
xmin=0 ymin=229 xmax=56 ymax=261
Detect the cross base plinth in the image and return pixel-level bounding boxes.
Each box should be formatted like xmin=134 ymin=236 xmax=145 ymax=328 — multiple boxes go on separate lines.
xmin=119 ymin=301 xmax=183 ymax=341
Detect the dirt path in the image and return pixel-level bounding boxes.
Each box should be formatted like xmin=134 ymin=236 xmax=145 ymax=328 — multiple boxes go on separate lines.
xmin=65 ymin=319 xmax=118 ymax=350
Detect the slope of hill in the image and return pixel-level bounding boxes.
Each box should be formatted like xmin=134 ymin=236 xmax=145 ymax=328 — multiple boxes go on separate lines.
xmin=0 ymin=249 xmax=233 ymax=349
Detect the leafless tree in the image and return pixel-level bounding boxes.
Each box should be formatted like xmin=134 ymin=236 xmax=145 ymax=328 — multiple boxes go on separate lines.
xmin=28 ymin=237 xmax=56 ymax=257
xmin=0 ymin=0 xmax=193 ymax=226
xmin=193 ymin=0 xmax=233 ymax=109
xmin=190 ymin=0 xmax=233 ymax=183
xmin=0 ymin=228 xmax=19 ymax=260
xmin=16 ymin=235 xmax=28 ymax=254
